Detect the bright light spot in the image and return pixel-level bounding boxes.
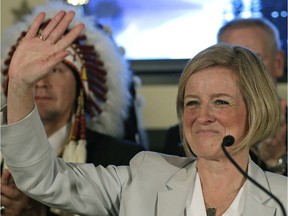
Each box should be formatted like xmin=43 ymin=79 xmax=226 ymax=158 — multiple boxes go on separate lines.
xmin=67 ymin=0 xmax=89 ymax=6
xmin=271 ymin=11 xmax=279 ymax=18
xmin=280 ymin=11 xmax=287 ymax=17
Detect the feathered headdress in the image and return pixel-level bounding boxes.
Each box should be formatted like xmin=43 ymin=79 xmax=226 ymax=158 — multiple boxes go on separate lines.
xmin=1 ymin=1 xmax=133 ymax=163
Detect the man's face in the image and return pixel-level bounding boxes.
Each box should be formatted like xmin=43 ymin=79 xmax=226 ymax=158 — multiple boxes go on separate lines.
xmin=219 ymin=26 xmax=284 ymax=81
xmin=33 ymin=62 xmax=77 ymax=127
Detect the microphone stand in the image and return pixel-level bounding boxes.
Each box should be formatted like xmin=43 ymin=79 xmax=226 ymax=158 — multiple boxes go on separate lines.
xmin=222 ymin=142 xmax=287 ymax=216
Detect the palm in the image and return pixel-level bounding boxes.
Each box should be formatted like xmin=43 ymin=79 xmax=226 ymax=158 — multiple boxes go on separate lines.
xmin=6 ymin=11 xmax=84 ymax=124
xmin=8 ymin=11 xmax=84 ymax=89
xmin=9 ymin=36 xmax=59 ymax=85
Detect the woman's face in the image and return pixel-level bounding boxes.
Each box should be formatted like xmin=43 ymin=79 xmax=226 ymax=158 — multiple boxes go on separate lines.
xmin=183 ymin=66 xmax=248 ymax=159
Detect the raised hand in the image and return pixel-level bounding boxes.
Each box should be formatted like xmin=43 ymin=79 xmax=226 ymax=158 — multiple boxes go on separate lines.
xmin=7 ymin=11 xmax=84 ymax=124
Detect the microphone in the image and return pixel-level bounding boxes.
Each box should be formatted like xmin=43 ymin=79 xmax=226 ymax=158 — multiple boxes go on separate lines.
xmin=221 ymin=135 xmax=287 ymax=216
xmin=222 ymin=135 xmax=235 ymax=147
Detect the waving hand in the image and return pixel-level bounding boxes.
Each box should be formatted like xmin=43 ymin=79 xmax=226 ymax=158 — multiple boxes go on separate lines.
xmin=7 ymin=11 xmax=84 ymax=124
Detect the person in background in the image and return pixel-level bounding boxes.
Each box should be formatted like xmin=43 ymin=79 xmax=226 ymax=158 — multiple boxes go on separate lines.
xmin=0 ymin=2 xmax=145 ymax=216
xmin=164 ymin=17 xmax=287 ymax=176
xmin=1 ymin=10 xmax=287 ymax=215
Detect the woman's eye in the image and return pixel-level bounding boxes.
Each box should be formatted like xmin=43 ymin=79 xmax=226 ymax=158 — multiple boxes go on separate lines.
xmin=215 ymin=100 xmax=229 ymax=105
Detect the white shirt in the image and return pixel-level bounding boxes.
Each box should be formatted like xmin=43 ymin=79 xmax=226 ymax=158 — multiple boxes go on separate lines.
xmin=48 ymin=122 xmax=71 ymax=156
xmin=187 ymin=173 xmax=246 ymax=216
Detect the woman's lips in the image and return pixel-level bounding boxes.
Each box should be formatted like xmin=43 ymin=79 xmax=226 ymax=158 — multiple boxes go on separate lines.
xmin=195 ymin=129 xmax=219 ymax=134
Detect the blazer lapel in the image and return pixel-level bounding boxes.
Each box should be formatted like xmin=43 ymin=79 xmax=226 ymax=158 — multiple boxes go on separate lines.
xmin=242 ymin=159 xmax=276 ymax=216
xmin=243 ymin=196 xmax=276 ymax=216
xmin=157 ymin=161 xmax=197 ymax=216
xmin=156 ymin=158 xmax=278 ymax=216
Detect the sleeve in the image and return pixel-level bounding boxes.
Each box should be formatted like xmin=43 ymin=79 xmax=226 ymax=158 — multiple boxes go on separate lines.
xmin=1 ymin=107 xmax=132 ymax=216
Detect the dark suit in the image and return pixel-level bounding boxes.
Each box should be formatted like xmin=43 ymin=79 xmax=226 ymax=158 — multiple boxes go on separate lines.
xmin=86 ymin=129 xmax=145 ymax=167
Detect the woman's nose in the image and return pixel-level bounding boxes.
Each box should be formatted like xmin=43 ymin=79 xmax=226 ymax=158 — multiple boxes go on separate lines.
xmin=197 ymin=104 xmax=215 ymax=124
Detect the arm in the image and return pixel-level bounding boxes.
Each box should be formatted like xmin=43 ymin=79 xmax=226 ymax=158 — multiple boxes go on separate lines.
xmin=1 ymin=10 xmax=96 ymax=215
xmin=2 ymin=10 xmax=137 ymax=216
xmin=2 ymin=107 xmax=126 ymax=215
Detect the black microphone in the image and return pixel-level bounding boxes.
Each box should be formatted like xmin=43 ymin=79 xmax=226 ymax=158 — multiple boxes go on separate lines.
xmin=221 ymin=135 xmax=287 ymax=216
xmin=222 ymin=135 xmax=235 ymax=147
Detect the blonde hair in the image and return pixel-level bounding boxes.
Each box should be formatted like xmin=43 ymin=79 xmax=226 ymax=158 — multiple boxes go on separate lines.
xmin=177 ymin=44 xmax=281 ymax=156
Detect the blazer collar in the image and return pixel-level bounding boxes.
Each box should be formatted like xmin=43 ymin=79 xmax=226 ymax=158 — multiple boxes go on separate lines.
xmin=157 ymin=159 xmax=197 ymax=216
xmin=242 ymin=159 xmax=277 ymax=216
xmin=157 ymin=159 xmax=276 ymax=216
xmin=156 ymin=158 xmax=278 ymax=216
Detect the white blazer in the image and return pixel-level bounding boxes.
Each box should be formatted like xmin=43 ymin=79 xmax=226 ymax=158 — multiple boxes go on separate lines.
xmin=1 ymin=108 xmax=287 ymax=216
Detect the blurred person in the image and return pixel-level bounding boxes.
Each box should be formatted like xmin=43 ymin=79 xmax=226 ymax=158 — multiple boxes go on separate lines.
xmin=217 ymin=18 xmax=285 ymax=82
xmin=164 ymin=17 xmax=287 ymax=175
xmin=0 ymin=2 xmax=145 ymax=215
xmin=0 ymin=9 xmax=287 ymax=215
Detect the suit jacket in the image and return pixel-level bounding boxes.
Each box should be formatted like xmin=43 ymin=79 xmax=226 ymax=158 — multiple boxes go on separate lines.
xmin=85 ymin=129 xmax=145 ymax=167
xmin=47 ymin=129 xmax=145 ymax=216
xmin=0 ymin=107 xmax=144 ymax=216
xmin=2 ymin=109 xmax=287 ymax=216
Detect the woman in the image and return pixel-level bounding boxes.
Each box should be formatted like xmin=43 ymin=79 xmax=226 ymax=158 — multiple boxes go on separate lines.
xmin=176 ymin=45 xmax=285 ymax=215
xmin=1 ymin=11 xmax=287 ymax=216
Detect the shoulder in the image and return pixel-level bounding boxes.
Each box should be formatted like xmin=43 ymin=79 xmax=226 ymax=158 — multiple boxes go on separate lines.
xmin=264 ymin=171 xmax=288 ymax=207
xmin=250 ymin=159 xmax=287 ymax=189
xmin=265 ymin=171 xmax=287 ymax=182
xmin=265 ymin=171 xmax=287 ymax=191
xmin=124 ymin=151 xmax=196 ymax=188
xmin=130 ymin=151 xmax=195 ymax=173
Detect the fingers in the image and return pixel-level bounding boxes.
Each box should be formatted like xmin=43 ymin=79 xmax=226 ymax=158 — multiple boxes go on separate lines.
xmin=25 ymin=12 xmax=46 ymax=39
xmin=1 ymin=169 xmax=11 ymax=186
xmin=46 ymin=11 xmax=76 ymax=43
xmin=1 ymin=193 xmax=26 ymax=216
xmin=26 ymin=10 xmax=84 ymax=47
xmin=1 ymin=184 xmax=20 ymax=200
xmin=46 ymin=11 xmax=85 ymax=50
xmin=39 ymin=10 xmax=66 ymax=40
xmin=56 ymin=22 xmax=85 ymax=50
xmin=26 ymin=10 xmax=84 ymax=56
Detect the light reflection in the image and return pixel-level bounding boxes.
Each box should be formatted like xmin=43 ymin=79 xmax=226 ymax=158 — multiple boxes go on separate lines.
xmin=67 ymin=0 xmax=89 ymax=6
